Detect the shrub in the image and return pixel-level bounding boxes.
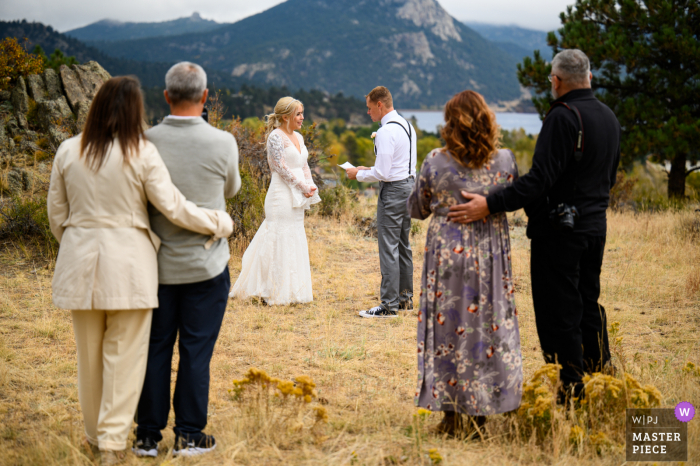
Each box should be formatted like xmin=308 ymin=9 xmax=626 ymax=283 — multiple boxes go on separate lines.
xmin=229 ymin=368 xmax=327 ymax=446
xmin=0 ymin=195 xmax=57 ymax=258
xmin=516 ymin=363 xmax=560 ymax=441
xmin=609 ymin=171 xmax=637 ymax=210
xmin=317 ymin=180 xmax=355 ymax=218
xmin=0 ymin=38 xmax=44 ymax=91
xmin=516 ymin=356 xmax=662 ymax=449
xmin=32 ymin=45 xmax=78 ymax=71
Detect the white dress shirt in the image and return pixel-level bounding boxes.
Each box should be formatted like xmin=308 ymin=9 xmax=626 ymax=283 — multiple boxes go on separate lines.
xmin=166 ymin=115 xmax=201 ymax=120
xmin=357 ymin=110 xmax=418 ymax=183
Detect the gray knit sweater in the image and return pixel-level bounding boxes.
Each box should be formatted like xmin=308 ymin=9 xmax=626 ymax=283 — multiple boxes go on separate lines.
xmin=145 ymin=117 xmax=241 ymax=284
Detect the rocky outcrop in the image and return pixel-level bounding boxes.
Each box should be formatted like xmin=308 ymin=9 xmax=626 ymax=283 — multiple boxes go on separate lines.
xmin=73 ymin=62 xmax=110 ymax=99
xmin=1 ymin=61 xmax=111 ymax=192
xmin=44 ymin=68 xmax=63 ymax=100
xmin=26 ymin=74 xmax=48 ymax=102
xmin=59 ymin=65 xmax=87 ymax=111
xmin=10 ymin=77 xmax=29 ymax=114
xmin=37 ymin=97 xmax=74 ymax=146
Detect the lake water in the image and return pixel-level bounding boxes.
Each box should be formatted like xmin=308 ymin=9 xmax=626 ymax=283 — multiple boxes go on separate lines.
xmin=399 ymin=110 xmax=542 ymax=135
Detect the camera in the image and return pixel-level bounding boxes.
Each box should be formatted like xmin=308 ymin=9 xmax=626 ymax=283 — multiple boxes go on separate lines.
xmin=201 ymin=107 xmax=209 ymax=123
xmin=549 ymin=203 xmax=579 ymax=231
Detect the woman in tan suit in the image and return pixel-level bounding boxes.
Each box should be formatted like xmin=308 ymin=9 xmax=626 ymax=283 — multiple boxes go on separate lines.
xmin=47 ymin=76 xmax=232 ymax=465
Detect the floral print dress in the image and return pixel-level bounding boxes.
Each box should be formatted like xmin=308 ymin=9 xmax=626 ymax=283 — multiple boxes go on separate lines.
xmin=407 ymin=148 xmax=523 ymax=415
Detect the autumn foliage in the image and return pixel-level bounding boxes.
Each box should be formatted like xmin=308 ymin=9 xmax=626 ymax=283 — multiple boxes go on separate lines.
xmin=0 ymin=37 xmax=44 ymax=91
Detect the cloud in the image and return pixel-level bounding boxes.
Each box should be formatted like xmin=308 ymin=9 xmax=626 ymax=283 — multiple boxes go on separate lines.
xmin=440 ymin=0 xmax=571 ymax=31
xmin=0 ymin=0 xmax=570 ymax=33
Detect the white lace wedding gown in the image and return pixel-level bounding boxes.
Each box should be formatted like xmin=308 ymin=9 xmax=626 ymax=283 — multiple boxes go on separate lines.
xmin=229 ymin=129 xmax=321 ymax=304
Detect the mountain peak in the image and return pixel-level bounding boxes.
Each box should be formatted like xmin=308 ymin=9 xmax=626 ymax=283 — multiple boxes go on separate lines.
xmin=190 ymin=12 xmax=203 ymax=21
xmin=395 ymin=0 xmax=461 ymax=42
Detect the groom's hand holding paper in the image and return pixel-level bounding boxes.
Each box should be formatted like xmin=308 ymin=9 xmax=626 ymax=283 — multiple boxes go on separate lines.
xmin=344 ymin=163 xmax=370 ymax=180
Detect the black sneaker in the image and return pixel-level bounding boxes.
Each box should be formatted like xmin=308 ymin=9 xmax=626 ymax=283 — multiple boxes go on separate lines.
xmin=398 ymin=299 xmax=414 ymax=311
xmin=359 ymin=306 xmax=397 ymax=318
xmin=173 ymin=434 xmax=216 ymax=457
xmin=132 ymin=437 xmax=158 ymax=458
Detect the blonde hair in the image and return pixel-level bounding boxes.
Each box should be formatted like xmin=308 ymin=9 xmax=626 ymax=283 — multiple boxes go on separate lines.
xmin=265 ymin=97 xmax=303 ymax=140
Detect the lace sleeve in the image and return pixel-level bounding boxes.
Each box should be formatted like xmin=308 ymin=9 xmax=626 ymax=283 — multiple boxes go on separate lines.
xmin=267 ymin=132 xmax=313 ymax=194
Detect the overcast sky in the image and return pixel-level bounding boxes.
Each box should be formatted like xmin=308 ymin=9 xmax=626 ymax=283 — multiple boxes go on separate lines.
xmin=0 ymin=0 xmax=574 ymax=33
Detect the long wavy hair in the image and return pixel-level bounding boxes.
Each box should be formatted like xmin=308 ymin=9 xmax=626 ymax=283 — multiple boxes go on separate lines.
xmin=264 ymin=97 xmax=303 ymax=141
xmin=80 ymin=76 xmax=145 ymax=171
xmin=440 ymin=90 xmax=499 ymax=169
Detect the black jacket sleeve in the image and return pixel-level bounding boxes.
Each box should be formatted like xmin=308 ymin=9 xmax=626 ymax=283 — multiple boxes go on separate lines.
xmin=610 ymin=140 xmax=621 ymax=189
xmin=486 ymin=108 xmax=579 ymax=214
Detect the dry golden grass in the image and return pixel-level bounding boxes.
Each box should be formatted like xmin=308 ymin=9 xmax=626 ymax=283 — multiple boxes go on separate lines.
xmin=0 ymin=204 xmax=698 ymax=465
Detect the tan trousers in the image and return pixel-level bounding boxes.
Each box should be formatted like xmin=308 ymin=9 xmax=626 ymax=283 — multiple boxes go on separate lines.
xmin=72 ymin=309 xmax=152 ymax=451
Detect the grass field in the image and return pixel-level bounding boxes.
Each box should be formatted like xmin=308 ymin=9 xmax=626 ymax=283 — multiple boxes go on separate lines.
xmin=0 ymin=203 xmax=698 ymax=465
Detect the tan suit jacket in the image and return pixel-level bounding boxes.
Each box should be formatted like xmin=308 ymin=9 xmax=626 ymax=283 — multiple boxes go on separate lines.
xmin=47 ymin=135 xmax=233 ymax=310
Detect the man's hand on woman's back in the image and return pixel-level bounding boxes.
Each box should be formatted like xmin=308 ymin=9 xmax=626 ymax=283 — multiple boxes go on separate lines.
xmin=447 ymin=191 xmax=490 ymax=224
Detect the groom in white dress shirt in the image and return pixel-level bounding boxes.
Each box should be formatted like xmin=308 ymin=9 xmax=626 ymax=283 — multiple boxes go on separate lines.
xmin=346 ymin=86 xmax=417 ymax=318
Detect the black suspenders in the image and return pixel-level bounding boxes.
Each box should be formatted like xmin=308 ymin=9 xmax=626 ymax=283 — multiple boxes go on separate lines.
xmin=374 ymin=118 xmax=413 ymax=177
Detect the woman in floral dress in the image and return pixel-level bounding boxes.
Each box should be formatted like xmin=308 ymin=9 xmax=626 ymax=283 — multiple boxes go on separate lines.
xmin=407 ymin=90 xmax=523 ymax=436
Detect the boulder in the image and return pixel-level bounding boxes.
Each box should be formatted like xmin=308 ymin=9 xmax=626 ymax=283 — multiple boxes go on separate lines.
xmin=0 ymin=122 xmax=7 ymax=150
xmin=10 ymin=77 xmax=29 ymax=114
xmin=15 ymin=112 xmax=28 ymax=130
xmin=73 ymin=62 xmax=110 ymax=100
xmin=74 ymin=100 xmax=91 ymax=132
xmin=59 ymin=65 xmax=87 ymax=111
xmin=48 ymin=126 xmax=70 ymax=147
xmin=20 ymin=138 xmax=42 ymax=155
xmin=7 ymin=167 xmax=32 ymax=193
xmin=44 ymin=68 xmax=63 ymax=100
xmin=37 ymin=97 xmax=74 ymax=145
xmin=0 ymin=90 xmax=10 ymax=102
xmin=26 ymin=74 xmax=48 ymax=102
xmin=6 ymin=116 xmax=20 ymax=138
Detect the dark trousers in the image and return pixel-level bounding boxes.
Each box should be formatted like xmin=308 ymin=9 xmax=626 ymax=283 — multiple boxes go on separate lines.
xmin=377 ymin=178 xmax=414 ymax=310
xmin=136 ymin=267 xmax=230 ymax=442
xmin=530 ymin=234 xmax=610 ymax=387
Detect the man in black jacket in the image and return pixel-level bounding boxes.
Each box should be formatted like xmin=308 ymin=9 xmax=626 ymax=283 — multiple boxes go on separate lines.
xmin=450 ymin=49 xmax=621 ymax=399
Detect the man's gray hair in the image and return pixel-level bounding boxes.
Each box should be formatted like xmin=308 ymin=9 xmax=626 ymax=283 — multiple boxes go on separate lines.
xmin=551 ymin=49 xmax=590 ymax=86
xmin=165 ymin=62 xmax=207 ymax=105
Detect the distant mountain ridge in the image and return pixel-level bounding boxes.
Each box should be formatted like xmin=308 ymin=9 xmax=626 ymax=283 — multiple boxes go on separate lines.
xmin=65 ymin=12 xmax=223 ymax=42
xmin=0 ymin=20 xmax=246 ymax=89
xmin=80 ymin=0 xmax=524 ymax=107
xmin=463 ymin=22 xmax=552 ymax=61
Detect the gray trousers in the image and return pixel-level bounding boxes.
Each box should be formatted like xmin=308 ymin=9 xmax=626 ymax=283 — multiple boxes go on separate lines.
xmin=377 ymin=177 xmax=414 ymax=310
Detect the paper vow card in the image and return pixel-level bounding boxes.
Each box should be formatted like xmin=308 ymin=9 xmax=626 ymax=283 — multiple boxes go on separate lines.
xmin=339 ymin=162 xmax=355 ymax=169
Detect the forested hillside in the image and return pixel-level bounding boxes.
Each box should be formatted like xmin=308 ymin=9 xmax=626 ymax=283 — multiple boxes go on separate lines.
xmin=85 ymin=0 xmax=524 ymax=107
xmin=464 ymin=22 xmax=550 ymax=61
xmin=0 ymin=20 xmax=244 ymax=89
xmin=65 ymin=12 xmax=222 ymax=42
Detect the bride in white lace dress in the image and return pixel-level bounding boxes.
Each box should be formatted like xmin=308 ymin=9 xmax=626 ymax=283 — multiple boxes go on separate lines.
xmin=230 ymin=97 xmax=321 ymax=304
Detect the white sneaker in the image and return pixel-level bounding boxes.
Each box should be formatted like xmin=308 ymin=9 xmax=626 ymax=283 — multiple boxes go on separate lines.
xmin=132 ymin=437 xmax=158 ymax=457
xmin=359 ymin=306 xmax=398 ymax=318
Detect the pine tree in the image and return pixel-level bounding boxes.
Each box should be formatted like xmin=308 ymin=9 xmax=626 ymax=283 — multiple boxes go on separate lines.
xmin=517 ymin=0 xmax=700 ymax=198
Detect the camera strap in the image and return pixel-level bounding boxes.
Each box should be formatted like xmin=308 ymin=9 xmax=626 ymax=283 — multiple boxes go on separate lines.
xmin=546 ymin=102 xmax=584 ymax=204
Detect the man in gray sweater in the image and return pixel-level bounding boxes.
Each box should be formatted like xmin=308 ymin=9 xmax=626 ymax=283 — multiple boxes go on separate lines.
xmin=133 ymin=62 xmax=240 ymax=458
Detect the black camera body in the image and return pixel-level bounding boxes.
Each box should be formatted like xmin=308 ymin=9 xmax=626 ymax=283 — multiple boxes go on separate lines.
xmin=549 ymin=203 xmax=579 ymax=231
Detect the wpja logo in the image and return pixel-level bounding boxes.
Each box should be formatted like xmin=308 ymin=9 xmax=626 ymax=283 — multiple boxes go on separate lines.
xmin=625 ymin=403 xmax=694 ymax=461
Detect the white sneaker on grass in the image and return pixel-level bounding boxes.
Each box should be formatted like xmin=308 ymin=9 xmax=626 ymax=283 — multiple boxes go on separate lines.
xmin=173 ymin=434 xmax=216 ymax=457
xmin=132 ymin=437 xmax=158 ymax=458
xmin=359 ymin=306 xmax=398 ymax=318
